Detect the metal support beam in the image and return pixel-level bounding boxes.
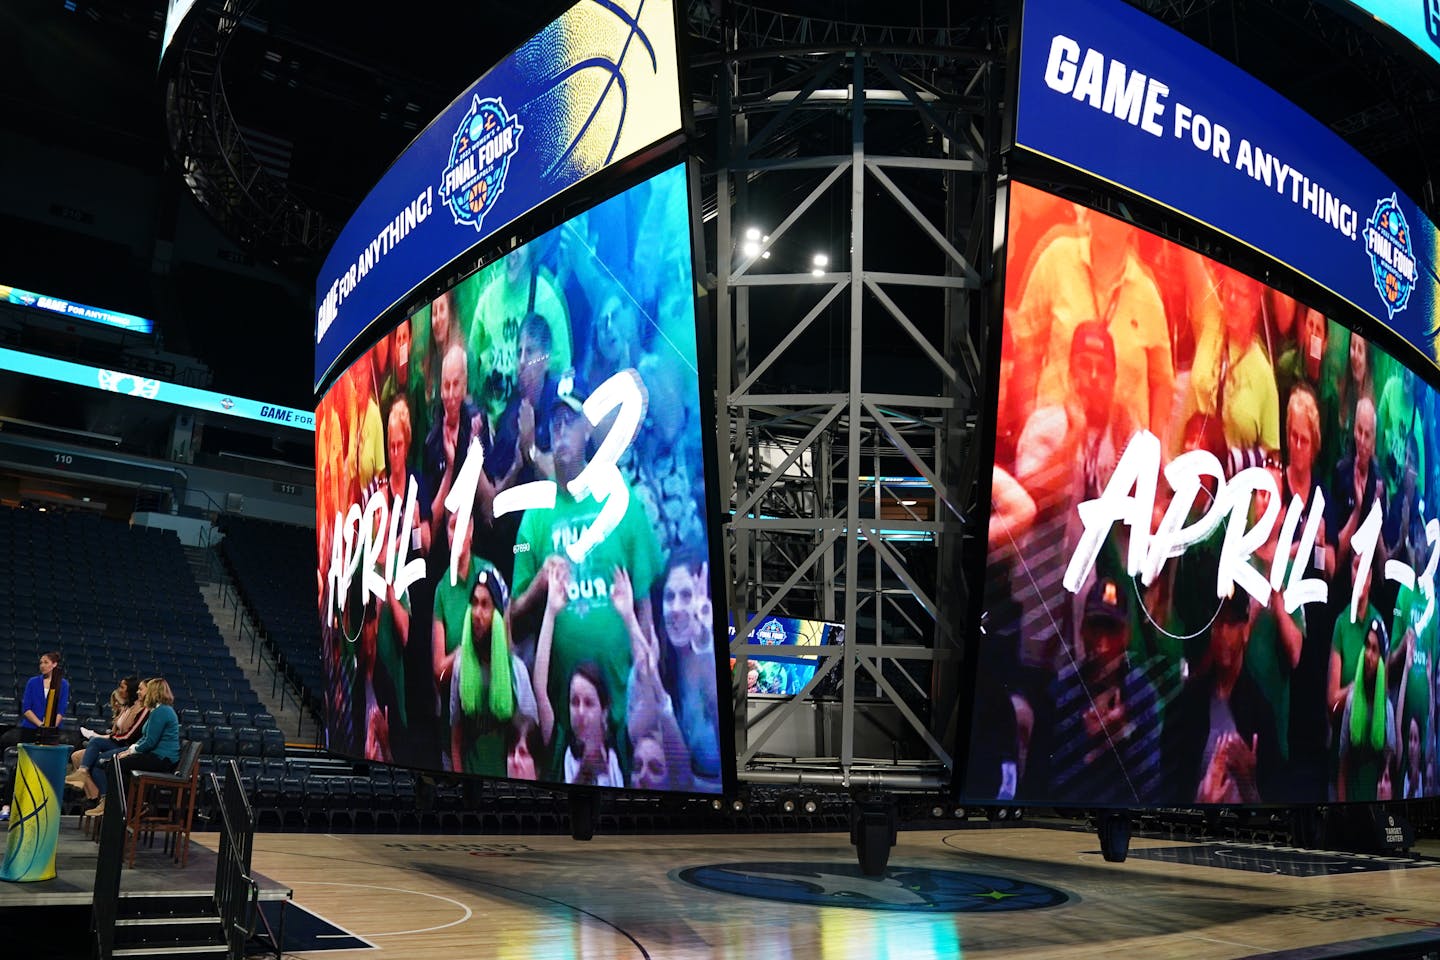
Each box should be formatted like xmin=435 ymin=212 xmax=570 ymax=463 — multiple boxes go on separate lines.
xmin=707 ymin=19 xmax=997 ymax=793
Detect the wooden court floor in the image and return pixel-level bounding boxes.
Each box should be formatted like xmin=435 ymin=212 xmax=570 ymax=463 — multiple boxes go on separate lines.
xmin=194 ymin=826 xmax=1440 ymax=959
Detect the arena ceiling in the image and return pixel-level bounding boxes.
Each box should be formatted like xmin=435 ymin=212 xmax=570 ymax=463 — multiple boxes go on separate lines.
xmin=6 ymin=0 xmax=1434 ymax=258
xmin=1 ymin=0 xmax=1436 ymax=404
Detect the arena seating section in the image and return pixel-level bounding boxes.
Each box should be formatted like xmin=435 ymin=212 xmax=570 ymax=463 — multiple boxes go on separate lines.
xmin=0 ymin=504 xmax=861 ymax=834
xmin=0 ymin=505 xmax=260 ymax=720
xmin=216 ymin=516 xmax=325 ymax=721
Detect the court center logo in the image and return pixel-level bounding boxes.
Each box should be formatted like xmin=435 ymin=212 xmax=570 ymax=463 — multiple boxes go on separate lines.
xmin=1364 ymin=194 xmax=1418 ymax=319
xmin=678 ymin=862 xmax=1068 ymax=913
xmin=440 ymin=95 xmax=523 ymax=233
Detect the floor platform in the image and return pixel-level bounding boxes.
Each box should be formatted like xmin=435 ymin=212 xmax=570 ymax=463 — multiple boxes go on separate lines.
xmin=0 ymin=823 xmax=291 ymax=908
xmin=222 ymin=825 xmax=1440 ymax=960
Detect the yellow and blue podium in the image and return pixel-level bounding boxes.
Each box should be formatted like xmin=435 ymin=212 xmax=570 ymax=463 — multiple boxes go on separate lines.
xmin=1 ymin=743 xmax=70 ymax=882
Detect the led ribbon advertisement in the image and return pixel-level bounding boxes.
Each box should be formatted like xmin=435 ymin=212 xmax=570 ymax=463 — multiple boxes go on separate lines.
xmin=1015 ymin=0 xmax=1440 ymax=368
xmin=0 ymin=345 xmax=313 ymax=430
xmin=3 ymin=283 xmax=153 ymax=334
xmin=313 ymin=0 xmax=683 ymax=388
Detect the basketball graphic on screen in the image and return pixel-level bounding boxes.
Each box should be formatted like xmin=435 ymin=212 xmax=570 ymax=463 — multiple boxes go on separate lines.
xmin=519 ymin=0 xmax=681 ymax=188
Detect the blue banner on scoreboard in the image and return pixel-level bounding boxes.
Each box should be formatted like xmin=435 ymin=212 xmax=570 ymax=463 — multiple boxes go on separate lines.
xmin=1015 ymin=0 xmax=1440 ymax=367
xmin=313 ymin=0 xmax=683 ymax=390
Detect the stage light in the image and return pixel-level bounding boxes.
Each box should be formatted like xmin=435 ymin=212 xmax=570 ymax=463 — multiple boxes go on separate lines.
xmin=745 ymin=226 xmax=761 ymax=241
xmin=711 ymin=799 xmax=723 ymax=811
xmin=812 ymin=253 xmax=829 ymax=268
xmin=997 ymin=807 xmax=1010 ymax=820
xmin=803 ymin=799 xmax=818 ymax=814
xmin=1012 ymin=807 xmax=1024 ymax=821
xmin=931 ymin=805 xmax=945 ymax=818
xmin=953 ymin=807 xmax=966 ymax=819
xmin=731 ymin=799 xmax=746 ymax=813
xmin=741 ymin=240 xmax=761 ymax=258
xmin=782 ymin=799 xmax=796 ymax=813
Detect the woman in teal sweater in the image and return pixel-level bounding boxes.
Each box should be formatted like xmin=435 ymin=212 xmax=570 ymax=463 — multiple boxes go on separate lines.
xmin=89 ymin=678 xmax=180 ymax=817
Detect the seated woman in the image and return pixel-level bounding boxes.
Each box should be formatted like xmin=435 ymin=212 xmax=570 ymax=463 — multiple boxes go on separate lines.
xmin=68 ymin=677 xmax=146 ymax=802
xmin=87 ymin=678 xmax=179 ymax=818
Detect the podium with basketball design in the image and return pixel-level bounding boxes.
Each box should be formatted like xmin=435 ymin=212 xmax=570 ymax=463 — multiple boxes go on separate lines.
xmin=0 ymin=744 xmax=70 ymax=882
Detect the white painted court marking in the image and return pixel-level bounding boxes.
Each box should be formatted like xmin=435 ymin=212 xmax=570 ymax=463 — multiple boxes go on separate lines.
xmin=275 ymin=899 xmax=381 ymax=949
xmin=292 ymin=880 xmax=474 ymax=937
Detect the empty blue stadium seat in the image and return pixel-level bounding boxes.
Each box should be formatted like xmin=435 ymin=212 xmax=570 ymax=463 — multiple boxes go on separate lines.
xmin=260 ymin=729 xmax=286 ymax=758
xmin=209 ymin=726 xmax=237 ymax=757
xmin=235 ymin=727 xmax=262 ymax=757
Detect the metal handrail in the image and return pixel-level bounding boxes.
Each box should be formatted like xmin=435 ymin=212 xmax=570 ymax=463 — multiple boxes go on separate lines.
xmin=213 ymin=552 xmax=314 ymax=735
xmin=212 ymin=760 xmax=257 ymax=959
xmin=216 ymin=564 xmax=316 ymax=737
xmin=92 ymin=755 xmax=131 ymax=960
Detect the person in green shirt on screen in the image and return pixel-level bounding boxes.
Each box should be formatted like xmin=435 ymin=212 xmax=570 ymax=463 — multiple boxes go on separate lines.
xmin=433 ymin=508 xmax=481 ymax=771
xmin=509 ymin=372 xmax=662 ymax=780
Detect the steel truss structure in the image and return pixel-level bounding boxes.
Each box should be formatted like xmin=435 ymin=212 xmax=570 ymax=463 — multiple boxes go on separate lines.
xmin=698 ymin=5 xmax=1002 ymax=794
xmin=163 ymin=0 xmax=335 ymax=265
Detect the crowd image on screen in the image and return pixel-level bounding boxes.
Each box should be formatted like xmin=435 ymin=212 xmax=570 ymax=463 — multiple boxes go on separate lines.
xmin=315 ymin=166 xmax=722 ymax=794
xmin=971 ymin=181 xmax=1440 ymax=806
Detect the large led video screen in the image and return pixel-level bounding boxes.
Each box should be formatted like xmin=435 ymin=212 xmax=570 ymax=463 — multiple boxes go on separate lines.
xmin=316 ymin=164 xmax=724 ymax=794
xmin=966 ymin=181 xmax=1440 ymax=807
xmin=729 ymin=615 xmax=838 ymax=696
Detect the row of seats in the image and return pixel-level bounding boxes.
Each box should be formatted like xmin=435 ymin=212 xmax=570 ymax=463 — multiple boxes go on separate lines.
xmin=0 ymin=683 xmax=263 ymax=719
xmin=0 ymin=669 xmax=252 ymax=696
xmin=179 ymin=709 xmax=278 ymax=730
xmin=182 ymin=725 xmax=286 ymax=758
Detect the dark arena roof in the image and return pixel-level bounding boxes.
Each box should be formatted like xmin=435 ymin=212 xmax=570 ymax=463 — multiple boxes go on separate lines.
xmin=0 ymin=0 xmax=1434 ymax=408
xmin=0 ymin=0 xmax=1436 ymax=412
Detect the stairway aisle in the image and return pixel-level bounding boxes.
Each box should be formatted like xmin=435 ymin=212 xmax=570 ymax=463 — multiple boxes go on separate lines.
xmin=186 ymin=546 xmax=317 ymax=744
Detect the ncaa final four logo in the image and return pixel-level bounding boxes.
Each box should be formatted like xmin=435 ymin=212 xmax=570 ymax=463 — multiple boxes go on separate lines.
xmin=756 ymin=619 xmax=788 ymax=645
xmin=1364 ymin=194 xmax=1418 ymax=319
xmin=440 ymin=95 xmax=523 ymax=232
